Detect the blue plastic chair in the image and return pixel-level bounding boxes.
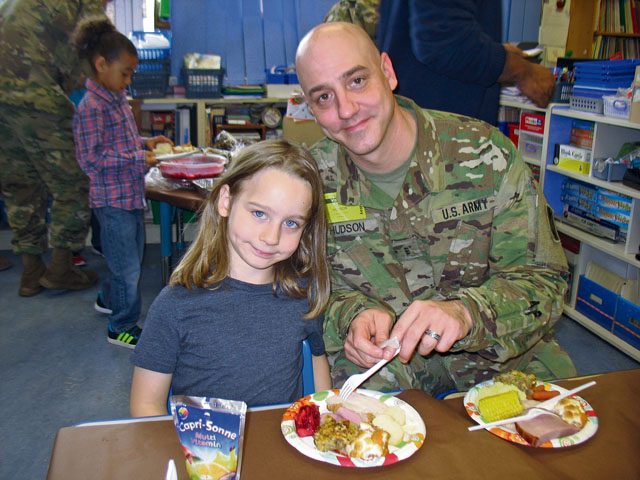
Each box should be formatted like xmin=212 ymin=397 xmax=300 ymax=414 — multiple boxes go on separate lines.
xmin=301 ymin=338 xmax=315 ymax=396
xmin=435 ymin=389 xmax=459 ymax=400
xmin=167 ymin=340 xmax=316 ymax=413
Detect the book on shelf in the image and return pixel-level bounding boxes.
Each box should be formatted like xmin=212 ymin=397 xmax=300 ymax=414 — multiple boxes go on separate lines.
xmin=209 ymin=107 xmax=226 ymax=125
xmin=570 ymin=119 xmax=595 ymax=149
xmin=554 ymin=144 xmax=592 ymax=175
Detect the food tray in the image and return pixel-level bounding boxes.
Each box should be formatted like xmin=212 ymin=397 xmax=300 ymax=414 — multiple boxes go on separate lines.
xmin=159 ymin=153 xmax=226 ymax=180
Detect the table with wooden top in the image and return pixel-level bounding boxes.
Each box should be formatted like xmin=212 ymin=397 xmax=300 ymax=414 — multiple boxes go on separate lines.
xmin=145 ymin=185 xmax=206 ymax=284
xmin=47 ymin=368 xmax=640 ymax=479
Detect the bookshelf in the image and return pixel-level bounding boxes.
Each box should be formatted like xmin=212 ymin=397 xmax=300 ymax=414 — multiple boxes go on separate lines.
xmin=566 ymin=0 xmax=640 ymax=59
xmin=136 ymin=97 xmax=287 ymax=147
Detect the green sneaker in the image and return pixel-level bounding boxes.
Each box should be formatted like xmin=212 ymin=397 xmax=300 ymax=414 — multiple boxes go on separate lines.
xmin=107 ymin=325 xmax=142 ymax=349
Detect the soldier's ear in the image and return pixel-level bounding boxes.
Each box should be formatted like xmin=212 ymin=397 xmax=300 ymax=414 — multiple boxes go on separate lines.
xmin=380 ymin=52 xmax=398 ymax=91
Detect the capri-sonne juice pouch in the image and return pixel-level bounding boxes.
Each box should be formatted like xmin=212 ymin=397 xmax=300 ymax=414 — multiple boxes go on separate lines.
xmin=170 ymin=395 xmax=247 ymax=480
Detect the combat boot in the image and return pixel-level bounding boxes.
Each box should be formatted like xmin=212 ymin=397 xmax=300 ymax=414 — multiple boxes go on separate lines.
xmin=39 ymin=248 xmax=98 ymax=290
xmin=19 ymin=254 xmax=47 ymax=296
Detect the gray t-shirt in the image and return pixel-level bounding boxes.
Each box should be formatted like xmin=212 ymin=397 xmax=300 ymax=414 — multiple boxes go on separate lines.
xmin=132 ymin=278 xmax=325 ymax=406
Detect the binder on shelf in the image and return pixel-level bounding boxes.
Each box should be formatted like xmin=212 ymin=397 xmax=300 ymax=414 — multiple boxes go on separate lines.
xmin=175 ymin=107 xmax=191 ymax=145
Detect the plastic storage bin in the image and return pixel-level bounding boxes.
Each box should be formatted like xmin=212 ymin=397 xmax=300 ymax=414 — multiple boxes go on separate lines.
xmin=130 ymin=71 xmax=169 ymax=99
xmin=570 ymin=96 xmax=604 ymax=114
xmin=129 ymin=31 xmax=171 ymax=98
xmin=592 ymin=158 xmax=629 ymax=181
xmin=551 ymin=82 xmax=573 ymax=103
xmin=603 ymin=95 xmax=631 ymax=119
xmin=183 ymin=68 xmax=224 ymax=98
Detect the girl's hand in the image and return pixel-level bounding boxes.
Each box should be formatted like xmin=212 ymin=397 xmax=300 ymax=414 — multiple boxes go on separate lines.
xmin=145 ymin=151 xmax=159 ymax=167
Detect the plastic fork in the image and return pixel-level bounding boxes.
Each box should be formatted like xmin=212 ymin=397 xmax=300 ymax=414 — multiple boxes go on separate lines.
xmin=165 ymin=459 xmax=177 ymax=480
xmin=468 ymin=380 xmax=596 ymax=431
xmin=338 ymin=337 xmax=401 ymax=400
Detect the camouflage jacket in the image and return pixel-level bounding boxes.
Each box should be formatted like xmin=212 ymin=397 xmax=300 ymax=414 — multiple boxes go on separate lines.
xmin=310 ymin=96 xmax=572 ymax=390
xmin=324 ymin=0 xmax=380 ymax=42
xmin=0 ymin=0 xmax=103 ymax=113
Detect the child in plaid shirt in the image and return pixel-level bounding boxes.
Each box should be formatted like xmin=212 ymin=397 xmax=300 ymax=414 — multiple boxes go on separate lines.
xmin=72 ymin=16 xmax=172 ymax=348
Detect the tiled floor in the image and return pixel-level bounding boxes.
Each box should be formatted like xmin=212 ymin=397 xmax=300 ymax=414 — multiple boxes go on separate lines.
xmin=0 ymin=244 xmax=638 ymax=479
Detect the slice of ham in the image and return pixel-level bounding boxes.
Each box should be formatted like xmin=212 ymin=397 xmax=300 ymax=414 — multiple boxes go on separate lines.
xmin=515 ymin=412 xmax=581 ymax=447
xmin=327 ymin=392 xmax=386 ymax=416
xmin=335 ymin=406 xmax=366 ymax=424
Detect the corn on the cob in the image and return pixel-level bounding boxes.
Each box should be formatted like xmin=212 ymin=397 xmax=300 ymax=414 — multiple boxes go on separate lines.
xmin=477 ymin=390 xmax=523 ymax=422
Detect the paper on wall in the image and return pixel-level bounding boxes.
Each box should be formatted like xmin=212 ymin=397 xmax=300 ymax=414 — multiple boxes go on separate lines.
xmin=539 ymin=0 xmax=571 ymax=48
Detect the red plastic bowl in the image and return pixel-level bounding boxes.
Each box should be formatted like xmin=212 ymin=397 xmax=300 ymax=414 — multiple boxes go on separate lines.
xmin=159 ymin=154 xmax=226 ymax=180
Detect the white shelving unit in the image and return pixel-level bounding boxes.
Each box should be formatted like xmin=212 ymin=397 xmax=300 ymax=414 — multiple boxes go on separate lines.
xmin=500 ymin=98 xmax=640 ymax=361
xmin=541 ymin=105 xmax=640 ymax=361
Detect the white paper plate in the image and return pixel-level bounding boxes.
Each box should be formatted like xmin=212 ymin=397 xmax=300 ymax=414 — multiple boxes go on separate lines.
xmin=281 ymin=388 xmax=425 ymax=467
xmin=464 ymin=380 xmax=598 ymax=448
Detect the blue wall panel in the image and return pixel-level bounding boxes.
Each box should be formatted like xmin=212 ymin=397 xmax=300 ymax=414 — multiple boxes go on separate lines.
xmin=170 ymin=0 xmax=335 ymax=85
xmin=504 ymin=0 xmax=542 ymax=44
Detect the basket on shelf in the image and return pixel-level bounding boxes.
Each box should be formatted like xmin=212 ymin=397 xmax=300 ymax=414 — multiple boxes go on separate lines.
xmin=129 ymin=31 xmax=171 ymax=99
xmin=551 ymin=82 xmax=573 ymax=103
xmin=130 ymin=71 xmax=169 ymax=99
xmin=602 ymin=95 xmax=631 ymax=119
xmin=570 ymin=96 xmax=604 ymax=114
xmin=182 ymin=68 xmax=225 ymax=98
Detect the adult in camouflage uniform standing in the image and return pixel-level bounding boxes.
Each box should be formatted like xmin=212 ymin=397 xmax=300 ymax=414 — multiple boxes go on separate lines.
xmin=0 ymin=0 xmax=106 ymax=296
xmin=296 ymin=23 xmax=576 ymax=396
xmin=324 ymin=0 xmax=380 ymax=42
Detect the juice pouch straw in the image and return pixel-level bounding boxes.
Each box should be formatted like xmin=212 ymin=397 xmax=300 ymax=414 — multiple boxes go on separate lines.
xmin=170 ymin=395 xmax=247 ymax=480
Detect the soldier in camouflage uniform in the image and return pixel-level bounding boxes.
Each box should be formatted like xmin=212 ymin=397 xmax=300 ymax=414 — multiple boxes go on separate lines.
xmin=296 ymin=23 xmax=576 ymax=396
xmin=0 ymin=0 xmax=105 ymax=296
xmin=324 ymin=0 xmax=380 ymax=42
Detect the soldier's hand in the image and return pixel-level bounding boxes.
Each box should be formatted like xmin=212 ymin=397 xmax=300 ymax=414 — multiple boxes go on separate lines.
xmin=345 ymin=308 xmax=394 ymax=368
xmin=391 ymin=300 xmax=473 ymax=362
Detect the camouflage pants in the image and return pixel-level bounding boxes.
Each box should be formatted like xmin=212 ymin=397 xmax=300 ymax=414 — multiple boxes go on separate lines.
xmin=329 ymin=335 xmax=576 ymax=396
xmin=0 ymin=105 xmax=90 ymax=255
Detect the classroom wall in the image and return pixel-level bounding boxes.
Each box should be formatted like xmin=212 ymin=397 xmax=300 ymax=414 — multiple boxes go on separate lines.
xmin=503 ymin=0 xmax=542 ymax=43
xmin=119 ymin=0 xmax=541 ymax=85
xmin=169 ymin=0 xmax=335 ymax=84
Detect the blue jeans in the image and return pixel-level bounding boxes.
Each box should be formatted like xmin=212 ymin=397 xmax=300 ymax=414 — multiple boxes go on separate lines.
xmin=94 ymin=207 xmax=144 ymax=332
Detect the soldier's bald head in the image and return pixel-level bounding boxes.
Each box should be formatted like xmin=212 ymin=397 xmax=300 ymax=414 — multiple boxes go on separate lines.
xmin=295 ymin=22 xmax=381 ymax=84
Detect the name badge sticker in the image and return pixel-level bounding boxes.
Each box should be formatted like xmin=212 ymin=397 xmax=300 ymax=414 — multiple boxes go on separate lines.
xmin=324 ymin=192 xmax=367 ymax=224
xmin=432 ymin=196 xmax=495 ymax=223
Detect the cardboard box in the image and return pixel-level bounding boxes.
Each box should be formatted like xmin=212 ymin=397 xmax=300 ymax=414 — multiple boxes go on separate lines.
xmin=520 ymin=112 xmax=545 ymax=134
xmin=554 ymin=144 xmax=592 ymax=174
xmin=282 ymin=117 xmax=325 ymax=147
